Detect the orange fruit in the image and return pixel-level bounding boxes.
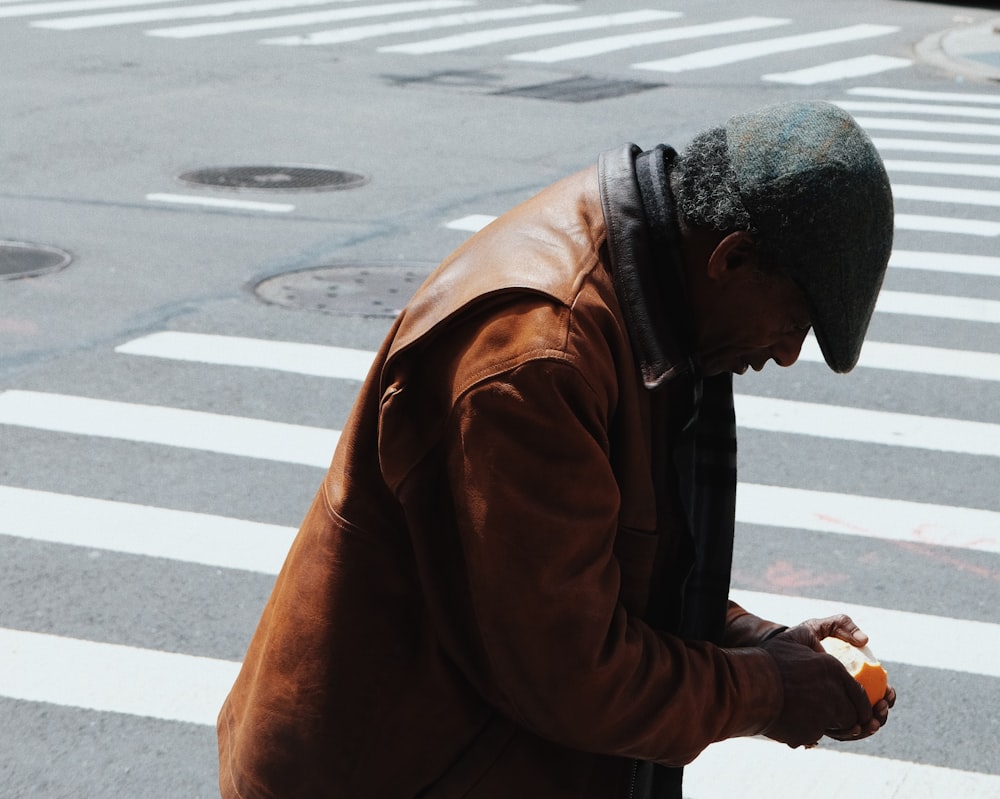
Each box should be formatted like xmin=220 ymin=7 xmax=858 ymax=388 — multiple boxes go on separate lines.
xmin=820 ymin=636 xmax=888 ymax=705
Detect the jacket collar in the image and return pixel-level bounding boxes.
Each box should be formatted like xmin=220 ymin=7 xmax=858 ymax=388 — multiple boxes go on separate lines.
xmin=597 ymin=144 xmax=701 ymax=392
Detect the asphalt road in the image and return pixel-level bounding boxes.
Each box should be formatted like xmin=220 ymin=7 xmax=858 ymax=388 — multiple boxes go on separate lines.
xmin=1 ymin=0 xmax=999 ymax=796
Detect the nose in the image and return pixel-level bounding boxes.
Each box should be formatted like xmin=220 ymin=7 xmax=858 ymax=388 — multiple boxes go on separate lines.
xmin=771 ymin=327 xmax=809 ymax=367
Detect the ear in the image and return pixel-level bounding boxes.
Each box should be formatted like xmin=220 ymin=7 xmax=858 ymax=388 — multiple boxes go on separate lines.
xmin=706 ymin=231 xmax=758 ymax=282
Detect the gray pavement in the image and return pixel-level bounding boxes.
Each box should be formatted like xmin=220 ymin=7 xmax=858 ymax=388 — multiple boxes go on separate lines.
xmin=919 ymin=15 xmax=1000 ymax=81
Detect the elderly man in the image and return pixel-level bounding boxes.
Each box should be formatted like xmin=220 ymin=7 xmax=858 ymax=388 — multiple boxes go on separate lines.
xmin=218 ymin=101 xmax=896 ymax=799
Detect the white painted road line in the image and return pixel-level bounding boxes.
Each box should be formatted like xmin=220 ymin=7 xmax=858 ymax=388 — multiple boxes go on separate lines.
xmin=763 ymin=54 xmax=911 ymax=85
xmin=0 ymin=627 xmax=240 ymax=726
xmin=736 ymin=394 xmax=1000 ymax=458
xmin=444 ymin=213 xmax=498 ymax=232
xmin=507 ymin=16 xmax=788 ymax=64
xmin=260 ymin=4 xmax=576 ymax=46
xmin=893 ymin=213 xmax=1000 ymax=237
xmin=0 ymin=0 xmax=168 ymax=19
xmin=849 ymin=85 xmax=1000 ymax=105
xmin=884 ymin=160 xmax=1000 ymax=179
xmin=877 ymin=289 xmax=1000 ymax=323
xmin=799 ymin=336 xmax=1000 ymax=381
xmin=893 ymin=183 xmax=1000 ymax=208
xmin=838 ymin=99 xmax=1000 ymax=120
xmin=146 ymin=193 xmax=294 ymax=213
xmin=731 ymin=590 xmax=1000 ymax=679
xmin=633 ymin=24 xmax=898 ymax=72
xmin=0 ymin=486 xmax=295 ymax=573
xmin=118 ymin=329 xmax=1000 ymax=383
xmin=116 ymin=331 xmax=374 ymax=381
xmin=4 ymin=593 xmax=998 ymax=729
xmin=889 ymin=249 xmax=1000 ymax=277
xmin=687 ymin=737 xmax=1000 ymax=799
xmin=378 ymin=9 xmax=681 ymax=54
xmin=856 ymin=116 xmax=1000 ymax=137
xmin=873 ymin=137 xmax=1000 ymax=156
xmin=738 ymin=482 xmax=1000 ymax=555
xmin=33 ymin=0 xmax=362 ymax=28
xmin=146 ymin=0 xmax=471 ymax=38
xmin=8 ymin=476 xmax=996 ymax=579
xmin=0 ymin=391 xmax=338 ymax=467
xmin=446 ymin=215 xmax=1000 ymax=273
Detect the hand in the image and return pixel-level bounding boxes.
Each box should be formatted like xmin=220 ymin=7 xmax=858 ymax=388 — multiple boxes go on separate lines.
xmin=761 ymin=624 xmax=874 ymax=749
xmin=780 ymin=613 xmax=869 ymax=653
xmin=779 ymin=615 xmax=896 ymax=740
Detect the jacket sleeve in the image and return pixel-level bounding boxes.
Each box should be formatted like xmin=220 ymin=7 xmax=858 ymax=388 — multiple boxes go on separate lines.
xmin=722 ymin=601 xmax=788 ymax=647
xmin=415 ymin=355 xmax=782 ymax=766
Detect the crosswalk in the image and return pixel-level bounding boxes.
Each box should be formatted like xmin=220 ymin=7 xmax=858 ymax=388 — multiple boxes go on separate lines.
xmin=0 ymin=0 xmax=916 ymax=84
xmin=2 ymin=84 xmax=999 ymax=794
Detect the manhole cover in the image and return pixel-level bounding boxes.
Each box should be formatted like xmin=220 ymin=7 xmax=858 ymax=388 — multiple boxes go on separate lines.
xmin=0 ymin=241 xmax=72 ymax=280
xmin=255 ymin=263 xmax=433 ymax=317
xmin=494 ymin=76 xmax=666 ymax=103
xmin=179 ymin=165 xmax=368 ymax=192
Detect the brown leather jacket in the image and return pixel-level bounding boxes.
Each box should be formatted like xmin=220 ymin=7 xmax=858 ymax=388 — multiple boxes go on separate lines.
xmin=217 ymin=148 xmax=785 ymax=799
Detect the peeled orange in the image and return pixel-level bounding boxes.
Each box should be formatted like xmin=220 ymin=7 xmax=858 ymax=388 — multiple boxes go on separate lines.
xmin=820 ymin=636 xmax=888 ymax=705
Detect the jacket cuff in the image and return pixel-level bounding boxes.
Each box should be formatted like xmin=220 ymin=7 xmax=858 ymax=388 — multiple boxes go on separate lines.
xmin=722 ymin=601 xmax=787 ymax=647
xmin=718 ymin=646 xmax=784 ymax=738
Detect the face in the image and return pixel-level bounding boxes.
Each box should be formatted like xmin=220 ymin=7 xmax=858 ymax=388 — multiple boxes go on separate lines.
xmin=693 ymin=233 xmax=812 ymax=377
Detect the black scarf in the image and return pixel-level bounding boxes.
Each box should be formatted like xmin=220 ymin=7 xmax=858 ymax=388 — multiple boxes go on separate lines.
xmin=599 ymin=144 xmax=739 ymax=799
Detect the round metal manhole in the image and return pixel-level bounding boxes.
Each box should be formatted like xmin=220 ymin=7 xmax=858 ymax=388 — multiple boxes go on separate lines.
xmin=255 ymin=263 xmax=433 ymax=317
xmin=179 ymin=165 xmax=368 ymax=192
xmin=0 ymin=240 xmax=73 ymax=280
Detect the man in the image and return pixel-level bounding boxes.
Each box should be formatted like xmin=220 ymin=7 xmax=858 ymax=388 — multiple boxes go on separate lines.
xmin=218 ymin=100 xmax=896 ymax=799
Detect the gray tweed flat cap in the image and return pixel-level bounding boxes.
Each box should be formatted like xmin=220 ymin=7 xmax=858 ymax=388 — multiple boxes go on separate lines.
xmin=725 ymin=100 xmax=894 ymax=373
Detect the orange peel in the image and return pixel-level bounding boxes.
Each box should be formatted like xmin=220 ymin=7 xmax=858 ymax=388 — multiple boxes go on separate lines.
xmin=820 ymin=636 xmax=888 ymax=705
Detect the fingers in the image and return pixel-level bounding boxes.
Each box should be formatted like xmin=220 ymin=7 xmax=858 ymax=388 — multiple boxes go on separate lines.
xmin=843 ymin=668 xmax=874 ymax=726
xmin=807 ymin=614 xmax=869 ymax=647
xmin=872 ymin=684 xmax=896 ymax=725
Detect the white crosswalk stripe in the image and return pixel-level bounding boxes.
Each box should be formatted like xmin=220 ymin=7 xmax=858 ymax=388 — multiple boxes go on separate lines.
xmin=877 ymin=290 xmax=1000 ymax=323
xmin=893 ymin=213 xmax=1000 ymax=236
xmin=7 ymin=478 xmax=1000 ymax=573
xmin=0 ymin=0 xmax=173 ymax=19
xmin=839 ymin=100 xmax=1000 ymax=120
xmin=0 ymin=486 xmax=296 ymax=572
xmin=145 ymin=0 xmax=471 ymax=37
xmin=632 ymin=23 xmax=899 ymax=72
xmin=686 ymin=737 xmax=1000 ymax=799
xmin=115 ymin=331 xmax=375 ymax=380
xmin=0 ymin=627 xmax=240 ymax=726
xmin=893 ymin=183 xmax=1000 ymax=208
xmin=1 ymin=591 xmax=997 ymax=727
xmin=119 ymin=329 xmax=1000 ymax=382
xmin=762 ymin=54 xmax=911 ymax=85
xmin=798 ymin=337 xmax=1000 ymax=381
xmin=43 ymin=0 xmax=470 ymax=32
xmin=736 ymin=395 xmax=1000 ymax=457
xmin=7 ymin=386 xmax=995 ymax=462
xmin=874 ymin=137 xmax=1000 ymax=156
xmin=889 ymin=249 xmax=1000 ymax=277
xmin=376 ymin=9 xmax=683 ymax=55
xmin=504 ymin=16 xmax=788 ymax=64
xmin=0 ymin=390 xmax=339 ymax=466
xmin=855 ymin=116 xmax=1000 ymax=137
xmin=260 ymin=3 xmax=577 ymax=46
xmin=883 ymin=159 xmax=1000 ymax=179
xmin=731 ymin=591 xmax=1000 ymax=679
xmin=737 ymin=483 xmax=1000 ymax=555
xmin=848 ymin=85 xmax=1000 ymax=105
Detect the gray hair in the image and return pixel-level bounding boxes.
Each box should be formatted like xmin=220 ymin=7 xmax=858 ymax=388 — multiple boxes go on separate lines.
xmin=670 ymin=127 xmax=755 ymax=236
